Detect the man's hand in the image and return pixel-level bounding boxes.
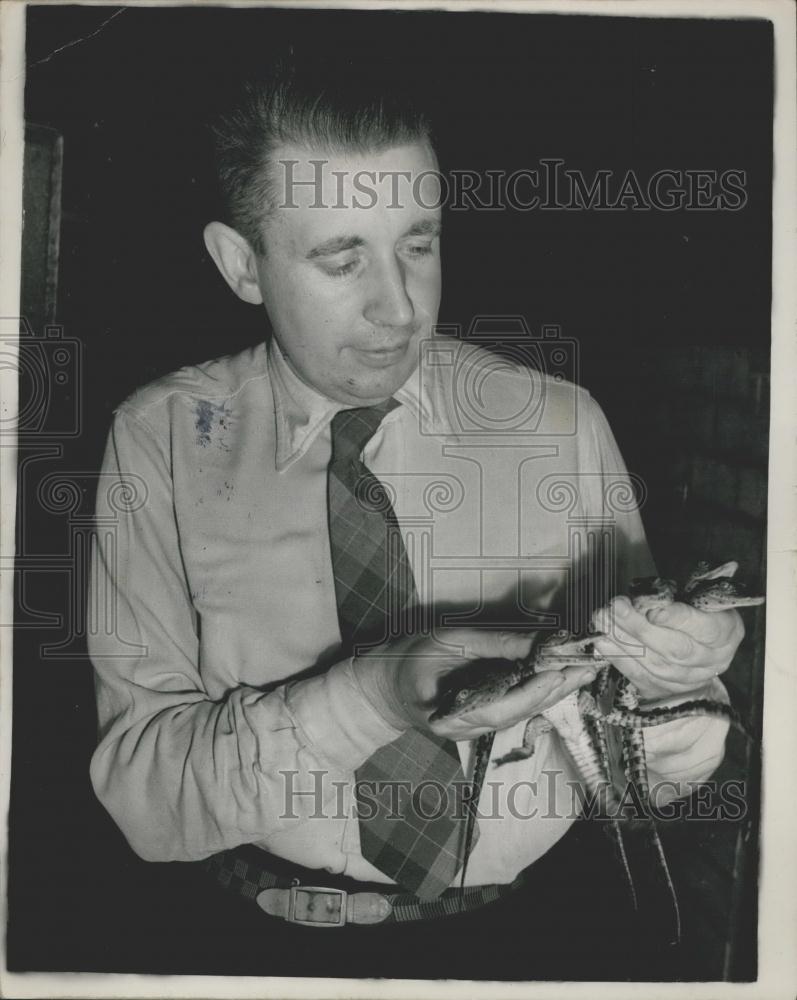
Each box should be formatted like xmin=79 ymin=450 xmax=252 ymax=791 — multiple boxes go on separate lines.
xmin=591 ymin=596 xmax=745 ymax=703
xmin=352 ymin=628 xmax=599 ymax=741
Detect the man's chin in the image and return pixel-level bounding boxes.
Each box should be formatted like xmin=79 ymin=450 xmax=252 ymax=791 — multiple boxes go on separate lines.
xmin=334 ymin=354 xmax=418 ymax=405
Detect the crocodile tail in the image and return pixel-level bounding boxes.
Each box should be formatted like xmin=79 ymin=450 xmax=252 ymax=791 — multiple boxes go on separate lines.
xmin=620 ymin=699 xmax=747 ymax=736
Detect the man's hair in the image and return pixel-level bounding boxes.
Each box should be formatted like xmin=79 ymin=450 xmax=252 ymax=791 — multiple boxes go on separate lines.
xmin=210 ymin=62 xmax=434 ymax=255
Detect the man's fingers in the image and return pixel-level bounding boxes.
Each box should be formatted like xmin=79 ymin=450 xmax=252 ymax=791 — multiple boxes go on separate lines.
xmin=602 ymin=597 xmax=742 ymax=651
xmin=430 ymin=652 xmax=603 ymax=737
xmin=592 ymin=634 xmax=715 ymax=691
xmin=510 ymin=662 xmax=597 ymax=710
xmin=598 ymin=599 xmax=732 ymax=663
xmin=648 ymin=605 xmax=744 ymax=655
xmin=646 ymin=602 xmax=727 ymax=644
xmin=496 ymin=669 xmax=566 ymax=712
xmin=450 ymin=660 xmax=597 ymax=732
xmin=441 ymin=628 xmax=535 ymax=663
xmin=618 ymin=613 xmax=696 ymax=662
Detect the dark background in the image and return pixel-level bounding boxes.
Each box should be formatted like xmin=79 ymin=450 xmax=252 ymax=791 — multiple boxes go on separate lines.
xmin=11 ymin=4 xmax=772 ymax=980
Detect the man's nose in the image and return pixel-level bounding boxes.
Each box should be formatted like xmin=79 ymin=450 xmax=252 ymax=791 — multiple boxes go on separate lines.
xmin=363 ymin=256 xmax=415 ymax=329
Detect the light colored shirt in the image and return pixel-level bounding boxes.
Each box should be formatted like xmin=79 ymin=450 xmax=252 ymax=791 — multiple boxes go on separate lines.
xmin=88 ymin=334 xmax=729 ymax=886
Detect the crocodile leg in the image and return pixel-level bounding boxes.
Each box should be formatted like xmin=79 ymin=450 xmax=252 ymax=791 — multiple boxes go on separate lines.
xmin=613 ymin=677 xmax=681 ymax=943
xmin=493 ymin=715 xmax=553 ymax=767
xmin=541 ymin=691 xmax=623 ymax=814
xmin=581 ymin=688 xmax=639 ymax=910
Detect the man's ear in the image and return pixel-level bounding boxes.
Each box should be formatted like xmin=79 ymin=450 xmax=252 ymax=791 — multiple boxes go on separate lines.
xmin=203 ymin=222 xmax=264 ymax=305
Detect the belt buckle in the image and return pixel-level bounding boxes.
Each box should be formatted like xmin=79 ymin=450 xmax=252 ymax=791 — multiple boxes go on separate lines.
xmin=287 ymin=885 xmax=348 ymax=927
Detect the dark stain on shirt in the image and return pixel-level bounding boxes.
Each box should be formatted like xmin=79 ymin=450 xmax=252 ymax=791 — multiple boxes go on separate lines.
xmin=195 ymin=400 xmax=231 ymax=450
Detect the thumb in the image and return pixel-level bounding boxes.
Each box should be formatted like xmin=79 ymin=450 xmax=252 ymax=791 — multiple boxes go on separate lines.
xmin=451 ymin=629 xmax=535 ymax=662
xmin=648 ymin=602 xmax=724 ymax=644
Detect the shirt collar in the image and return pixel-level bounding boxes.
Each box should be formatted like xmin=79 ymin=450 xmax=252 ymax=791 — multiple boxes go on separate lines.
xmin=267 ymin=339 xmax=440 ymax=472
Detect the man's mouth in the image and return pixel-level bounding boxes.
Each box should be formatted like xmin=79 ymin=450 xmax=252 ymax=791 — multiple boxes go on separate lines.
xmin=353 ymin=343 xmax=410 ymax=368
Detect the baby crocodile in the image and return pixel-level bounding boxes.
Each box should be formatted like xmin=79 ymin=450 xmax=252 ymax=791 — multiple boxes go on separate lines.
xmin=430 ymin=631 xmax=593 ymax=723
xmin=685 ymin=576 xmax=765 ymax=611
xmin=444 ymin=562 xmax=764 ymax=935
xmin=434 ymin=566 xmax=763 ymax=734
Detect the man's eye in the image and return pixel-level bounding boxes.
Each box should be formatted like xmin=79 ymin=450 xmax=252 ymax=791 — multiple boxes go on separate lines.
xmin=405 ymin=243 xmax=434 ymax=258
xmin=324 ymin=258 xmax=360 ymax=279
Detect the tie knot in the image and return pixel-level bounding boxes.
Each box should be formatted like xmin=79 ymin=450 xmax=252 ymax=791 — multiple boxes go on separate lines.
xmin=330 ymin=398 xmax=400 ymax=466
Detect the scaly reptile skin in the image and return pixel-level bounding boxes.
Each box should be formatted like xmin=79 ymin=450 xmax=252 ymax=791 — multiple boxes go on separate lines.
xmin=605 ymin=560 xmax=763 ymax=822
xmin=437 ymin=561 xmax=764 ymax=933
xmin=448 ymin=561 xmax=763 ymax=777
xmin=597 ymin=562 xmax=762 ymax=942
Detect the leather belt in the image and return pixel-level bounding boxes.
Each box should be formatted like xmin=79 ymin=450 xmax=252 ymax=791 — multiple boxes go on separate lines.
xmin=202 ymin=845 xmax=523 ymax=927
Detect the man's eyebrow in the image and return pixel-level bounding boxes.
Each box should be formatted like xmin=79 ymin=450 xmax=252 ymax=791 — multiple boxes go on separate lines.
xmin=304 ymin=220 xmax=441 ymax=260
xmin=305 ymin=235 xmax=365 ymax=260
xmin=402 ymin=219 xmax=442 ymax=238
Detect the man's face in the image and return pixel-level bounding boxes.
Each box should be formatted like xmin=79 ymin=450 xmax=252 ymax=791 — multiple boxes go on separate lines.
xmin=253 ymin=141 xmax=442 ymax=407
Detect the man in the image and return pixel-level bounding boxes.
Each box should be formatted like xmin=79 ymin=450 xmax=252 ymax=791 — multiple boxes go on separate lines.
xmin=88 ymin=69 xmax=742 ymax=979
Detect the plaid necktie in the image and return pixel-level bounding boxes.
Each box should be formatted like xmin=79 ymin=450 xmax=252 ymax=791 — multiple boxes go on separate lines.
xmin=327 ymin=399 xmax=478 ymax=900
